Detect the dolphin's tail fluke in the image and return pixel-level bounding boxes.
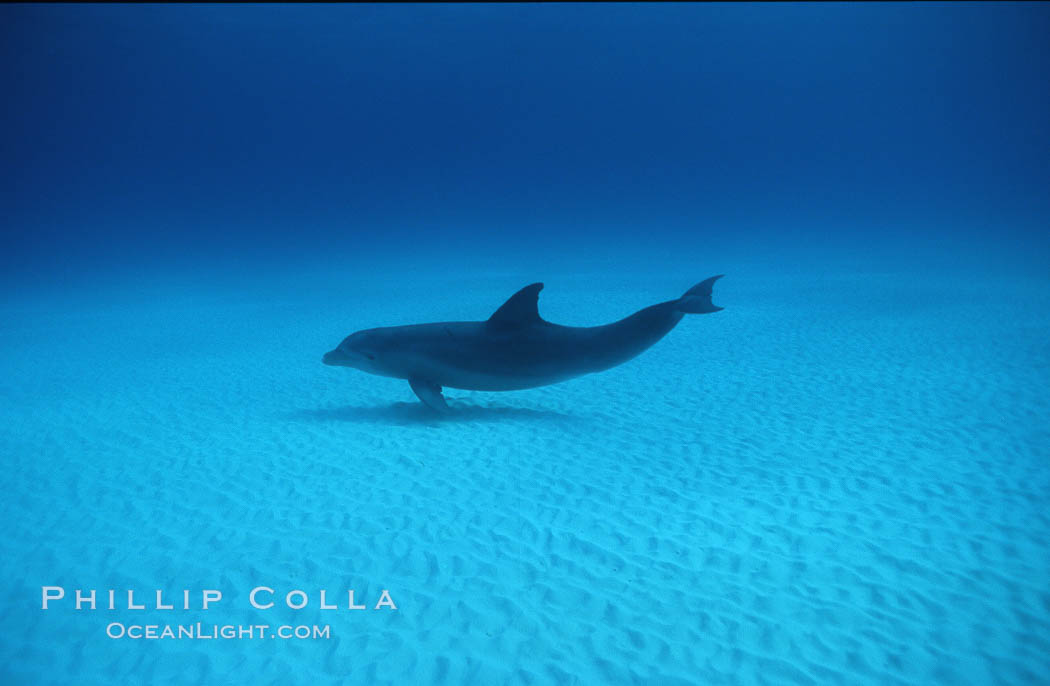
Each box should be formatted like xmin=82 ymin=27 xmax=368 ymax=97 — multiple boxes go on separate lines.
xmin=676 ymin=275 xmax=724 ymax=314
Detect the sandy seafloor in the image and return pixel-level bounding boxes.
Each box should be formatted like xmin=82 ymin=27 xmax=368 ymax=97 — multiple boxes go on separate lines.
xmin=1 ymin=252 xmax=1048 ymax=685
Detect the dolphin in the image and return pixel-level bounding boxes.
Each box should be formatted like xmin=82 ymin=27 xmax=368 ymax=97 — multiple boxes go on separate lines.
xmin=322 ymin=276 xmax=724 ymax=411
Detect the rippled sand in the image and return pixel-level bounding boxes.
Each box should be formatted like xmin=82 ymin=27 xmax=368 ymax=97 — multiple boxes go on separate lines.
xmin=1 ymin=263 xmax=1047 ymax=684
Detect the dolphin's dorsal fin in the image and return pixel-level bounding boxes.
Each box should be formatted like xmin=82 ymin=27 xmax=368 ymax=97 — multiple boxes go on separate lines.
xmin=488 ymin=283 xmax=544 ymax=326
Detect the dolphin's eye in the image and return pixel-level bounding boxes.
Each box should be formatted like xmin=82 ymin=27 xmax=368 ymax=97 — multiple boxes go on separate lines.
xmin=365 ymin=353 xmax=376 ymax=361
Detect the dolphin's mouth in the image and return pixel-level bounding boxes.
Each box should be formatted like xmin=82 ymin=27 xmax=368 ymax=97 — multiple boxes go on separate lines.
xmin=322 ymin=349 xmax=346 ymax=366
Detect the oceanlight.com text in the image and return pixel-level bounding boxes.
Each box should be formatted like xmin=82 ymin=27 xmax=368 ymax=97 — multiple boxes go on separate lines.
xmin=105 ymin=622 xmax=331 ymax=640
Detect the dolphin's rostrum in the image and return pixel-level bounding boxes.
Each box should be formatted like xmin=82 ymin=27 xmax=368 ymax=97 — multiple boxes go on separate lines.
xmin=323 ymin=276 xmax=724 ymax=411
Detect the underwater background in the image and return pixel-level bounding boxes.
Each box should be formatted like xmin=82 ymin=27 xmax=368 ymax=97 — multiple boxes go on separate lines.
xmin=2 ymin=3 xmax=1048 ymax=684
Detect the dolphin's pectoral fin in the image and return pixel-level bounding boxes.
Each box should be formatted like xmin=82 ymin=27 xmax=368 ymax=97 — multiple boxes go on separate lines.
xmin=409 ymin=377 xmax=449 ymax=412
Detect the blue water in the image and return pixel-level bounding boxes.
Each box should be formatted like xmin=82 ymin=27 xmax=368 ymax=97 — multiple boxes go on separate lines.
xmin=2 ymin=4 xmax=1048 ymax=685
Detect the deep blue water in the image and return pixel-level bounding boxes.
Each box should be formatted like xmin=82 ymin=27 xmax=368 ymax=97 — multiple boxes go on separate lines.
xmin=2 ymin=4 xmax=1049 ymax=685
xmin=3 ymin=3 xmax=1049 ymax=282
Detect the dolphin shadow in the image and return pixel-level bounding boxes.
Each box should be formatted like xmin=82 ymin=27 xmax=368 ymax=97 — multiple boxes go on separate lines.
xmin=290 ymin=401 xmax=577 ymax=426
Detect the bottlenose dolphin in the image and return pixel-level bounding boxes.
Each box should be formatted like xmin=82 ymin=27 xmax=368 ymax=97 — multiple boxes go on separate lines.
xmin=322 ymin=276 xmax=724 ymax=411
